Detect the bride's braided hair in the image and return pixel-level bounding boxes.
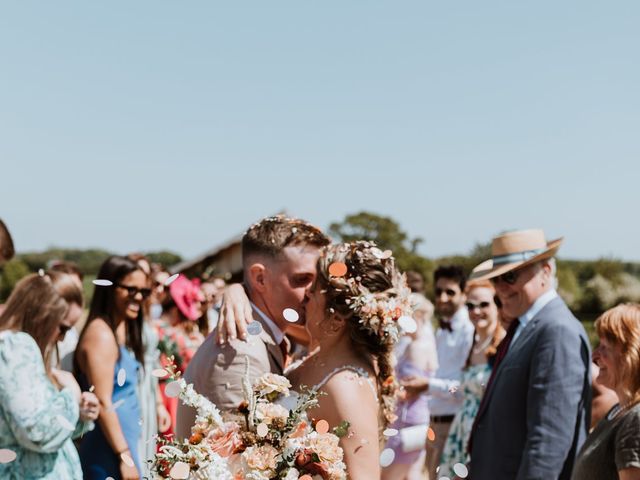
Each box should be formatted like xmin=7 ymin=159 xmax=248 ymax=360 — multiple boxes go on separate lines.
xmin=316 ymin=241 xmax=412 ymax=427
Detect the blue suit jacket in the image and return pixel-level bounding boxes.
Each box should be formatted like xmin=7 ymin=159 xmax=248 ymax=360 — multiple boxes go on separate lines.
xmin=469 ymin=296 xmax=591 ymax=480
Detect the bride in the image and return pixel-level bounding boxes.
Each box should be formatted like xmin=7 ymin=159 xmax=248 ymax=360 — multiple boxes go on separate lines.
xmin=218 ymin=241 xmax=410 ymax=479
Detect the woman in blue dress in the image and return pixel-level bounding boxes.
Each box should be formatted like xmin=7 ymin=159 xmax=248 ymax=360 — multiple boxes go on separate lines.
xmin=0 ymin=271 xmax=99 ymax=480
xmin=75 ymin=256 xmax=149 ymax=480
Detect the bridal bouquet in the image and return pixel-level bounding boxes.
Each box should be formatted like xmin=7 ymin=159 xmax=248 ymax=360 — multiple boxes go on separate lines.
xmin=151 ymin=361 xmax=348 ymax=480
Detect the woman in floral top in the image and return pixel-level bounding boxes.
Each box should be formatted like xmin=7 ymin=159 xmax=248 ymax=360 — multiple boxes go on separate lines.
xmin=438 ymin=279 xmax=505 ymax=478
xmin=0 ymin=272 xmax=99 ymax=480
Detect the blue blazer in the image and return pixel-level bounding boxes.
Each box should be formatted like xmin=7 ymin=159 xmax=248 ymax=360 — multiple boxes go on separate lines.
xmin=469 ymin=296 xmax=591 ymax=480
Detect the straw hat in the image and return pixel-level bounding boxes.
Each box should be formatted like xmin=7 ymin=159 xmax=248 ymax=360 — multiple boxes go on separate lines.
xmin=470 ymin=229 xmax=563 ymax=281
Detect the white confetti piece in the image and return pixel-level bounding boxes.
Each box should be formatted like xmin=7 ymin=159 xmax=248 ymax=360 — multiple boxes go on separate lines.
xmin=381 ymin=249 xmax=393 ymax=259
xmin=56 ymin=414 xmax=75 ymax=431
xmin=379 ymin=448 xmax=395 ymax=467
xmin=283 ymin=308 xmax=299 ymax=323
xmin=398 ymin=315 xmax=417 ymax=333
xmin=438 ymin=477 xmax=451 ymax=480
xmin=169 ymin=461 xmax=190 ymax=479
xmin=0 ymin=449 xmax=17 ymax=463
xmin=164 ymin=273 xmax=180 ymax=286
xmin=92 ymin=279 xmax=113 ymax=287
xmin=117 ymin=368 xmax=126 ymax=387
xmin=247 ymin=322 xmax=263 ymax=336
xmin=121 ymin=452 xmax=135 ymax=467
xmin=382 ymin=428 xmax=399 ymax=437
xmin=164 ymin=380 xmax=182 ymax=398
xmin=257 ymin=422 xmax=269 ymax=437
xmin=151 ymin=368 xmax=168 ymax=378
xmin=107 ymin=399 xmax=125 ymax=412
xmin=453 ymin=463 xmax=469 ymax=478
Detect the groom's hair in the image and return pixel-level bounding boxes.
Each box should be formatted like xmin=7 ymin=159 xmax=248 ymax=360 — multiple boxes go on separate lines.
xmin=242 ymin=215 xmax=330 ymax=268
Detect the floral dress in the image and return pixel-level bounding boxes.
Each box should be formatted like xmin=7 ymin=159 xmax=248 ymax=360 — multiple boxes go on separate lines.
xmin=0 ymin=331 xmax=92 ymax=480
xmin=438 ymin=363 xmax=491 ymax=477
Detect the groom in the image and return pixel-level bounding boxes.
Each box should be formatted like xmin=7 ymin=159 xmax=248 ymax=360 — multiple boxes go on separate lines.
xmin=175 ymin=216 xmax=330 ymax=439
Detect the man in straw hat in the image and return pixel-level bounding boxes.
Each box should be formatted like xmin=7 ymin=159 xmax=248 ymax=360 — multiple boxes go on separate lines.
xmin=467 ymin=229 xmax=591 ymax=480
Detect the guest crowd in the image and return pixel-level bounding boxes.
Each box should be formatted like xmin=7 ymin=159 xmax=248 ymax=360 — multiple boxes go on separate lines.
xmin=0 ymin=217 xmax=639 ymax=480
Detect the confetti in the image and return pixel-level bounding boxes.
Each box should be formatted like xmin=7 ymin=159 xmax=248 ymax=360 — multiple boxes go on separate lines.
xmin=107 ymin=399 xmax=125 ymax=412
xmin=89 ymin=385 xmax=95 ymax=393
xmin=379 ymin=448 xmax=395 ymax=467
xmin=370 ymin=247 xmax=384 ymax=259
xmin=315 ymin=419 xmax=329 ymax=434
xmin=448 ymin=386 xmax=459 ymax=394
xmin=117 ymin=368 xmax=126 ymax=387
xmin=105 ymin=477 xmax=115 ymax=480
xmin=398 ymin=315 xmax=417 ymax=333
xmin=247 ymin=321 xmax=263 ymax=336
xmin=257 ymin=422 xmax=269 ymax=437
xmin=121 ymin=452 xmax=135 ymax=468
xmin=300 ymin=476 xmax=312 ymax=480
xmin=328 ymin=262 xmax=348 ymax=277
xmin=164 ymin=273 xmax=180 ymax=286
xmin=0 ymin=449 xmax=17 ymax=464
xmin=151 ymin=368 xmax=168 ymax=379
xmin=165 ymin=380 xmax=182 ymax=398
xmin=383 ymin=428 xmax=399 ymax=437
xmin=438 ymin=477 xmax=451 ymax=480
xmin=381 ymin=249 xmax=393 ymax=259
xmin=283 ymin=308 xmax=299 ymax=323
xmin=169 ymin=461 xmax=190 ymax=479
xmin=453 ymin=463 xmax=469 ymax=478
xmin=56 ymin=414 xmax=75 ymax=431
xmin=427 ymin=427 xmax=436 ymax=442
xmin=92 ymin=279 xmax=113 ymax=287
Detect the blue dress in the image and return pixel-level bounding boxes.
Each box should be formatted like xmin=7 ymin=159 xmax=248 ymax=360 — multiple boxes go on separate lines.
xmin=78 ymin=345 xmax=142 ymax=479
xmin=0 ymin=331 xmax=92 ymax=480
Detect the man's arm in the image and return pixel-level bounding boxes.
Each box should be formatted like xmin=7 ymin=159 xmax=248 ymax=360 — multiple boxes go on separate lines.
xmin=517 ymin=321 xmax=589 ymax=479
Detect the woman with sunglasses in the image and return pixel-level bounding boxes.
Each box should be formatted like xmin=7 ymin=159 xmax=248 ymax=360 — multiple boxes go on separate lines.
xmin=438 ymin=279 xmax=505 ymax=478
xmin=0 ymin=272 xmax=99 ymax=479
xmin=75 ymin=256 xmax=149 ymax=480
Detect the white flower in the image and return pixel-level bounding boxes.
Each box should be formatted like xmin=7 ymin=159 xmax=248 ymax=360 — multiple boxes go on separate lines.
xmin=254 ymin=373 xmax=291 ymax=396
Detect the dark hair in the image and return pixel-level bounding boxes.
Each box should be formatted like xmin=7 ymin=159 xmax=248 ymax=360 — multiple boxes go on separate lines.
xmin=79 ymin=255 xmax=147 ymax=367
xmin=434 ymin=264 xmax=466 ymax=292
xmin=406 ymin=271 xmax=425 ymax=293
xmin=316 ymin=242 xmax=405 ymax=428
xmin=0 ymin=219 xmax=15 ymax=264
xmin=242 ymin=216 xmax=330 ymax=272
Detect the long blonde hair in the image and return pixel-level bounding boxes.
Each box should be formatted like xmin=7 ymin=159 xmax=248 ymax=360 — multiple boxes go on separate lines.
xmin=0 ymin=271 xmax=83 ymax=373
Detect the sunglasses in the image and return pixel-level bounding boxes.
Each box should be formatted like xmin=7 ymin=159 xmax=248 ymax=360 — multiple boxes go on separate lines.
xmin=58 ymin=324 xmax=72 ymax=337
xmin=491 ymin=269 xmax=520 ymax=286
xmin=116 ymin=284 xmax=152 ymax=299
xmin=466 ymin=301 xmax=491 ymax=310
xmin=435 ymin=288 xmax=459 ymax=297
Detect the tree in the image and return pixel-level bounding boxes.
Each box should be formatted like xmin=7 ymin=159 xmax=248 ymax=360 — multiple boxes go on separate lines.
xmin=329 ymin=211 xmax=434 ymax=285
xmin=0 ymin=258 xmax=30 ymax=301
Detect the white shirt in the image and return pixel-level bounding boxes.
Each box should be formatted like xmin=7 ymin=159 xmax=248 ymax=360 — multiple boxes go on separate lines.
xmin=511 ymin=289 xmax=558 ymax=346
xmin=251 ymin=302 xmax=285 ymax=345
xmin=428 ymin=307 xmax=475 ymax=416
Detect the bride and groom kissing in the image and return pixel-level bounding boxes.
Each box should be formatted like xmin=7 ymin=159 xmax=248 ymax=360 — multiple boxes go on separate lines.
xmin=176 ymin=216 xmax=412 ymax=479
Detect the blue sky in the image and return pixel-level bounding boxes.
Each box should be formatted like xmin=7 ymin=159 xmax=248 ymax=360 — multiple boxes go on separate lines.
xmin=1 ymin=1 xmax=639 ymax=262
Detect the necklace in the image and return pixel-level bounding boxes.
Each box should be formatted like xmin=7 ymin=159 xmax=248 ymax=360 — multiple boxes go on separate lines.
xmin=472 ymin=334 xmax=493 ymax=354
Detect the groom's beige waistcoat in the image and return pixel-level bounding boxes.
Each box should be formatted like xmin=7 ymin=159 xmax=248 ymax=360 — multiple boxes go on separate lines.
xmin=175 ymin=310 xmax=285 ymax=439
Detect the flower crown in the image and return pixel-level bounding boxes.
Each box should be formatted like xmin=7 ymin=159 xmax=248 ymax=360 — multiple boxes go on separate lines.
xmin=326 ymin=242 xmax=414 ymax=343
